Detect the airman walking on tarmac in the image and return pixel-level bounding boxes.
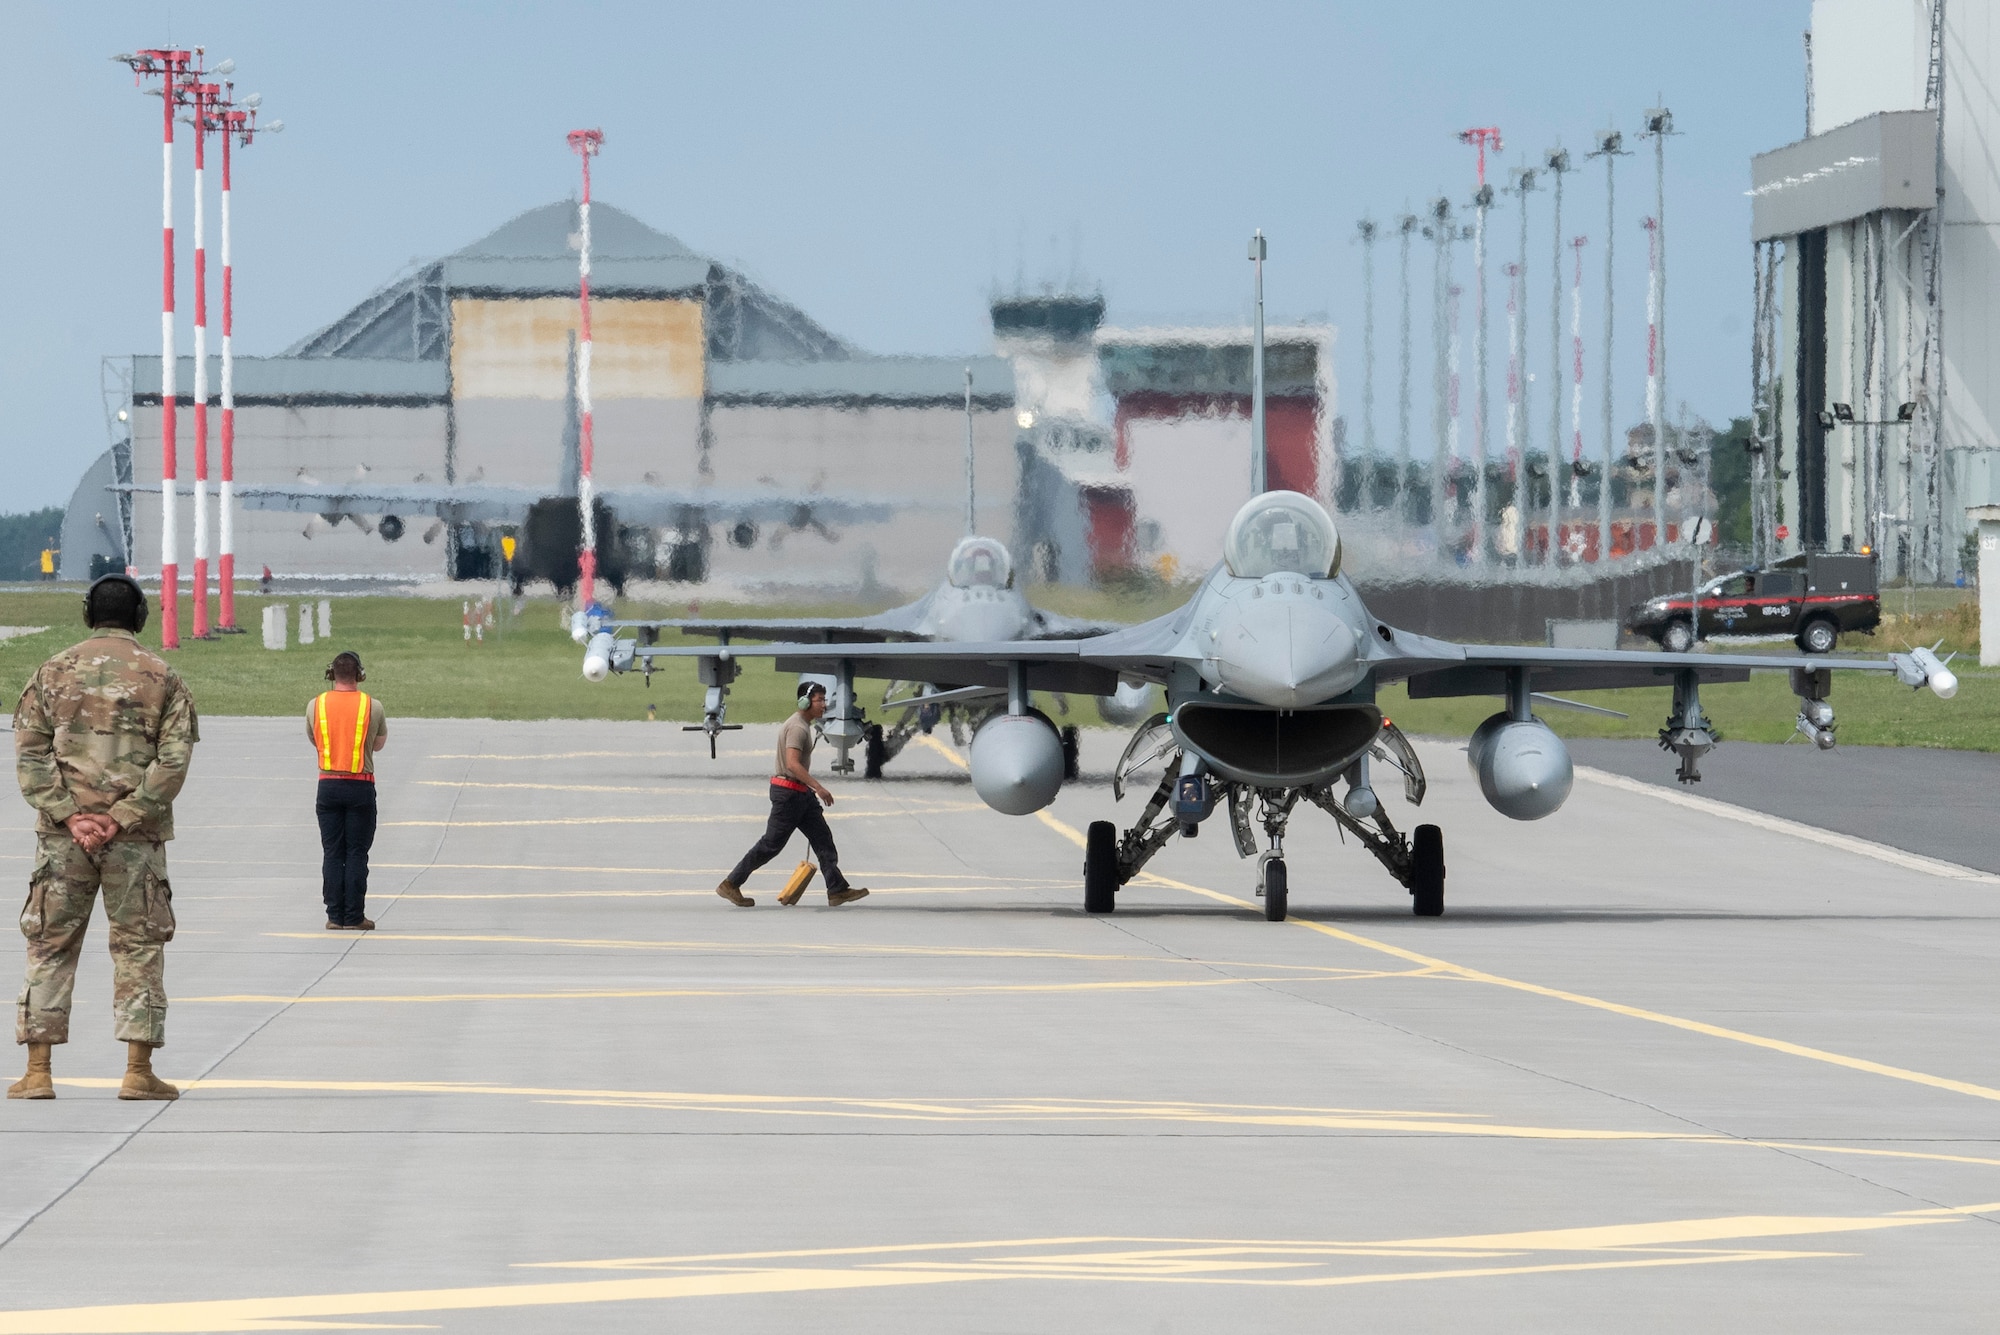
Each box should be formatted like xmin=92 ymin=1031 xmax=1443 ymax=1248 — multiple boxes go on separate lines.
xmin=9 ymin=574 xmax=198 ymax=1101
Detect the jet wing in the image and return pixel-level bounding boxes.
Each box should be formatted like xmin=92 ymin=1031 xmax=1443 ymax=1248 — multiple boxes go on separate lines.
xmin=1383 ymin=644 xmax=1911 ymax=698
xmin=1022 ymin=607 xmax=1127 ymax=640
xmin=606 ymin=601 xmax=931 ymax=645
xmin=597 ymin=487 xmax=896 ymax=528
xmin=631 ymin=638 xmax=1131 ymax=696
xmin=227 ymin=483 xmax=534 ymax=524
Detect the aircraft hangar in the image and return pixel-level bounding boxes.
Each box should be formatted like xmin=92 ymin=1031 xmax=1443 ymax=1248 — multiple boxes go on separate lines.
xmin=104 ymin=201 xmax=1020 ymax=593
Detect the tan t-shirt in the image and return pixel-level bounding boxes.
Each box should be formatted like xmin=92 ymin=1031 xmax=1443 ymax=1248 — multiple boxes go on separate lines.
xmin=773 ymin=712 xmax=814 ymax=782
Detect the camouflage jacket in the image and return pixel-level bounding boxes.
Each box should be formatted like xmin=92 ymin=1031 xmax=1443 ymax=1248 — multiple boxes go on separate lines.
xmin=14 ymin=630 xmax=199 ymax=841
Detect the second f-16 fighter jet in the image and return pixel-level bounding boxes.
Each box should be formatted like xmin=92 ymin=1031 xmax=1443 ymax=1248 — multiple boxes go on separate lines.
xmin=585 ymin=488 xmax=1958 ymax=922
xmin=581 ymin=371 xmax=1139 ymax=775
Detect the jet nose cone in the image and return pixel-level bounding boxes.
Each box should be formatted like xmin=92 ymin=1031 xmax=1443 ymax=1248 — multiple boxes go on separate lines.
xmin=1211 ymin=590 xmax=1362 ymax=708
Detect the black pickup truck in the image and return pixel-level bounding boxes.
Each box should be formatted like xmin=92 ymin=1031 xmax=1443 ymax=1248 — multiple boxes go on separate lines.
xmin=1625 ymin=551 xmax=1880 ymax=654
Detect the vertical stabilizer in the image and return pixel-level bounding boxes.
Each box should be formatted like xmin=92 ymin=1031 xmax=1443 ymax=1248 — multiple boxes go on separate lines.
xmin=964 ymin=366 xmax=977 ymax=536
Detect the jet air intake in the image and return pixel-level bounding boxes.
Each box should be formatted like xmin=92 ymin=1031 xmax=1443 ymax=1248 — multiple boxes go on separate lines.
xmin=1172 ymin=701 xmax=1381 ymax=787
xmin=1466 ymin=714 xmax=1573 ymax=821
xmin=969 ymin=712 xmax=1065 ymax=815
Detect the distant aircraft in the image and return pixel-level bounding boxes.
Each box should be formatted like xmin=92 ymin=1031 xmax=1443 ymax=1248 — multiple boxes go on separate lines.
xmin=583 ymin=370 xmax=1139 ymax=774
xmin=122 ymin=334 xmax=896 ymax=591
xmin=585 ymin=486 xmax=1957 ymax=921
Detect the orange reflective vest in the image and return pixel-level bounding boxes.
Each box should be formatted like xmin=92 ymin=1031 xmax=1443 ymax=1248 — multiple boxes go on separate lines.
xmin=314 ymin=690 xmax=374 ymax=779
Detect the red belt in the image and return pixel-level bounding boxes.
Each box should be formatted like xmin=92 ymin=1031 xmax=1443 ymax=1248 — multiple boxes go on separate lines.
xmin=771 ymin=777 xmax=809 ymax=792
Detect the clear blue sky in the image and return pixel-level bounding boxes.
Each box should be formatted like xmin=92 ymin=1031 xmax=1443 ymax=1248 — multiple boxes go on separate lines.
xmin=1 ymin=0 xmax=1812 ymax=510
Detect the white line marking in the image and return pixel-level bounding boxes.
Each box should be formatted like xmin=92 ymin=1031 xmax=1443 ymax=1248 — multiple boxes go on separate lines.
xmin=1572 ymin=766 xmax=2000 ymax=886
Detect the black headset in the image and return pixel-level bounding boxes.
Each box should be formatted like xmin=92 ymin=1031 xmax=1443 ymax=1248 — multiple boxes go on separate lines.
xmin=325 ymin=651 xmax=366 ymax=684
xmin=83 ymin=573 xmax=148 ymax=633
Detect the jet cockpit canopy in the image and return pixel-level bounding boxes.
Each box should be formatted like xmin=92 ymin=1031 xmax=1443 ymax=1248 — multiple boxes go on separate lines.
xmin=1224 ymin=491 xmax=1341 ymax=580
xmin=947 ymin=536 xmax=1014 ymax=590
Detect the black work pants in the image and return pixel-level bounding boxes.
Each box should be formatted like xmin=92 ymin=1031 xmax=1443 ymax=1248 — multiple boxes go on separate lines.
xmin=316 ymin=778 xmax=378 ymax=925
xmin=728 ymin=785 xmax=850 ymax=892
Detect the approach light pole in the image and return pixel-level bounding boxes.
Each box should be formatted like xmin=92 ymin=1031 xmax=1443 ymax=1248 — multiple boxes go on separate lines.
xmin=568 ymin=128 xmax=604 ymax=611
xmin=1819 ymin=402 xmax=1918 ymax=556
xmin=214 ymin=89 xmax=278 ymax=632
xmin=1250 ymin=229 xmax=1268 ymax=495
xmin=179 ymin=63 xmax=230 ymax=638
xmin=118 ymin=48 xmax=194 ymax=647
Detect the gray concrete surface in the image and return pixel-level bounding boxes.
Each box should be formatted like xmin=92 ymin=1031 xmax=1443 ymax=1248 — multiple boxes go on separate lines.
xmin=1 ymin=718 xmax=1997 ymax=1332
xmin=1569 ymin=738 xmax=2000 ymax=874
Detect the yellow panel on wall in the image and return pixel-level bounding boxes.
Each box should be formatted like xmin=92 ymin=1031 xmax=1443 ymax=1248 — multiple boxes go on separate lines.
xmin=450 ymin=297 xmax=705 ymax=400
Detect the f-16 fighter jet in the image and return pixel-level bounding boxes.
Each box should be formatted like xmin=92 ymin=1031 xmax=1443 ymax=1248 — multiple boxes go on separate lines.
xmin=581 ymin=370 xmax=1139 ymax=775
xmin=584 ymin=488 xmax=1958 ymax=921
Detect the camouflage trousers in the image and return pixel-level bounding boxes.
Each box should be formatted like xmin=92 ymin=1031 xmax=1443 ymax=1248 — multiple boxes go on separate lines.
xmin=16 ymin=834 xmax=175 ymax=1046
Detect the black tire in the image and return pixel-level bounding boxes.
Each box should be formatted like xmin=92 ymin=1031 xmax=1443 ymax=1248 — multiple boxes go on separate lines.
xmin=1798 ymin=617 xmax=1838 ymax=654
xmin=1661 ymin=618 xmax=1694 ymax=653
xmin=1061 ymin=725 xmax=1081 ymax=782
xmin=863 ymin=724 xmax=887 ymax=779
xmin=1262 ymin=858 xmax=1288 ymax=922
xmin=1410 ymin=824 xmax=1445 ymax=917
xmin=1084 ymin=821 xmax=1118 ymax=914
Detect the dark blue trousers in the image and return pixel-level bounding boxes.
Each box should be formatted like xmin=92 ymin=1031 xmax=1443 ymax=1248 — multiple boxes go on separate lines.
xmin=316 ymin=778 xmax=378 ymax=925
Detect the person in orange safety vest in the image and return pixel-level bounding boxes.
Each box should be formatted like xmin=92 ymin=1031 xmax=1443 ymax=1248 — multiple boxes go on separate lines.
xmin=306 ymin=652 xmax=388 ymax=930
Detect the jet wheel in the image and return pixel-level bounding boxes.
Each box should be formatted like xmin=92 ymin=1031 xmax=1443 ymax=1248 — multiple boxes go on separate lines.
xmin=1411 ymin=824 xmax=1445 ymax=917
xmin=1083 ymin=820 xmax=1118 ymax=914
xmin=1262 ymin=857 xmax=1288 ymax=922
xmin=863 ymin=724 xmax=888 ymax=779
xmin=1060 ymin=725 xmax=1081 ymax=782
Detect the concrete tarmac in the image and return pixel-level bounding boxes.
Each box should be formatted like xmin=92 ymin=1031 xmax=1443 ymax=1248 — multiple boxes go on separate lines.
xmin=1 ymin=718 xmax=1997 ymax=1332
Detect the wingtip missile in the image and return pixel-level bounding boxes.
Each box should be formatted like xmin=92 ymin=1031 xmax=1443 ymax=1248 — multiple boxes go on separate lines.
xmin=1891 ymin=645 xmax=1958 ymax=699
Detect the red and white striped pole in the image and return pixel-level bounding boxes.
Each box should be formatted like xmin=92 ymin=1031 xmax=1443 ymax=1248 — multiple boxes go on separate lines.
xmin=217 ymin=106 xmax=237 ymax=630
xmin=125 ymin=50 xmax=192 ymax=648
xmin=187 ymin=78 xmax=216 ymax=639
xmin=567 ymin=128 xmax=604 ymax=610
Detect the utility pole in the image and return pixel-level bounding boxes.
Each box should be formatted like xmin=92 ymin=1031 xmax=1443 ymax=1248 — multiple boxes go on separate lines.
xmin=1569 ymin=236 xmax=1589 ymax=551
xmin=1640 ymin=105 xmax=1675 ymax=549
xmin=963 ymin=366 xmax=976 ymax=535
xmin=1643 ymin=215 xmax=1664 ymax=545
xmin=1508 ymin=166 xmax=1537 ymax=556
xmin=1250 ymin=229 xmax=1268 ymax=494
xmin=1396 ymin=213 xmax=1417 ymax=517
xmin=1427 ymin=198 xmax=1454 ymax=547
xmin=567 ymin=128 xmax=604 ymax=610
xmin=1588 ymin=127 xmax=1630 ymax=561
xmin=1545 ymin=147 xmax=1572 ymax=558
xmin=179 ymin=62 xmax=230 ymax=639
xmin=118 ymin=48 xmax=195 ymax=648
xmin=212 ymin=88 xmax=277 ymax=633
xmin=1357 ymin=218 xmax=1378 ymax=506
xmin=1460 ymin=127 xmax=1502 ymax=562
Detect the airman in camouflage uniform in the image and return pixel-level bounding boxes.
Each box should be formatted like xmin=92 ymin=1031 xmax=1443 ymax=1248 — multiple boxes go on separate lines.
xmin=9 ymin=575 xmax=197 ymax=1101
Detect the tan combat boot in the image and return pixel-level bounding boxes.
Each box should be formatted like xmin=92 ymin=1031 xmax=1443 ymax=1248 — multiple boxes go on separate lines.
xmin=715 ymin=880 xmax=754 ymax=907
xmin=117 ymin=1042 xmax=179 ymax=1101
xmin=827 ymin=887 xmax=870 ymax=907
xmin=7 ymin=1042 xmax=54 ymax=1100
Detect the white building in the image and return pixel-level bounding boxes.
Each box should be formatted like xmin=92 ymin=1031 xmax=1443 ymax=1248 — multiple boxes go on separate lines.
xmin=1749 ymin=0 xmax=2000 ymax=580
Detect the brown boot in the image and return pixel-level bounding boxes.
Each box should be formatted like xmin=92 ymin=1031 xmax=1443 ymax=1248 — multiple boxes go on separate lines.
xmin=117 ymin=1042 xmax=179 ymax=1102
xmin=827 ymin=887 xmax=870 ymax=907
xmin=7 ymin=1042 xmax=54 ymax=1100
xmin=715 ymin=880 xmax=754 ymax=907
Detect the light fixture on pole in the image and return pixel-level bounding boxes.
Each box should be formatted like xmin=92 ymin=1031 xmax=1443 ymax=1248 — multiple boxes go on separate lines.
xmin=567 ymin=128 xmax=605 ymax=611
xmin=119 ymin=47 xmax=195 ymax=648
